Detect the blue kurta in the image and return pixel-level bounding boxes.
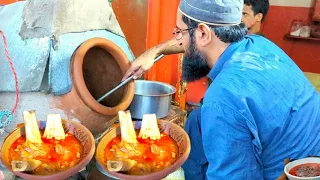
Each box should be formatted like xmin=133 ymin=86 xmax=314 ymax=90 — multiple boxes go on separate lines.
xmin=183 ymin=34 xmax=320 ymax=180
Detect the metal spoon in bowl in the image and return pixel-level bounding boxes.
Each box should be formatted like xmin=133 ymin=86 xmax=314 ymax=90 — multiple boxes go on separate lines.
xmin=97 ymin=54 xmax=164 ymax=103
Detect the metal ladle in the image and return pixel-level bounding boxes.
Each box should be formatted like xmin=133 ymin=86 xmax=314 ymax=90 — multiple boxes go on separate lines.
xmin=97 ymin=54 xmax=165 ymax=103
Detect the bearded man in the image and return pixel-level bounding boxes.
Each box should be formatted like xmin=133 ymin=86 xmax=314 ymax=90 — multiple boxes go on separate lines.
xmin=122 ymin=0 xmax=320 ymax=179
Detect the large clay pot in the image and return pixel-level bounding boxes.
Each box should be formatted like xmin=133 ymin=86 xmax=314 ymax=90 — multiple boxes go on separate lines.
xmin=95 ymin=120 xmax=191 ymax=180
xmin=54 ymin=37 xmax=135 ymax=136
xmin=1 ymin=120 xmax=95 ymax=180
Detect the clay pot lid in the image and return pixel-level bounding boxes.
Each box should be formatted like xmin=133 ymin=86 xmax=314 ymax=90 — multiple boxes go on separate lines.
xmin=71 ymin=37 xmax=135 ymax=116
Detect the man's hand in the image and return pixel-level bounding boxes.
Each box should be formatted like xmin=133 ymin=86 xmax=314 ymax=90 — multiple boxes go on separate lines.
xmin=276 ymin=158 xmax=291 ymax=180
xmin=122 ymin=38 xmax=184 ymax=81
xmin=122 ymin=49 xmax=158 ymax=81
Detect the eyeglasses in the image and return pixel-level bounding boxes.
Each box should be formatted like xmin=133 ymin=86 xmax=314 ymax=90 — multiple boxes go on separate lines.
xmin=172 ymin=27 xmax=194 ymax=40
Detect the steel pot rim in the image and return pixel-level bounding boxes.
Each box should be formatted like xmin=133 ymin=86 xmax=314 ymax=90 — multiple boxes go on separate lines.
xmin=134 ymin=80 xmax=176 ymax=97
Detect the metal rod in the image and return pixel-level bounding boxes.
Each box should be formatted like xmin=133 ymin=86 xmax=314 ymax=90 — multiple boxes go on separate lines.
xmin=97 ymin=54 xmax=165 ymax=103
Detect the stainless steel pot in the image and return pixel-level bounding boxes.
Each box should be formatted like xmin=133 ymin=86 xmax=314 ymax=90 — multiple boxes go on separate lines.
xmin=128 ymin=80 xmax=176 ymax=119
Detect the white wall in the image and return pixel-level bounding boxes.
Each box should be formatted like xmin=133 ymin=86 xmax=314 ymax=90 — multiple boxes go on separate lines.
xmin=269 ymin=0 xmax=314 ymax=7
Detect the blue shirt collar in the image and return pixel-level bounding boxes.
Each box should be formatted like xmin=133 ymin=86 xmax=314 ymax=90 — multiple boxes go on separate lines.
xmin=208 ymin=37 xmax=246 ymax=80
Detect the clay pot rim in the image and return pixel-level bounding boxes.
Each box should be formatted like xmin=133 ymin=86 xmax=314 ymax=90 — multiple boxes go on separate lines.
xmin=95 ymin=120 xmax=191 ymax=180
xmin=71 ymin=37 xmax=135 ymax=116
xmin=0 ymin=120 xmax=95 ymax=180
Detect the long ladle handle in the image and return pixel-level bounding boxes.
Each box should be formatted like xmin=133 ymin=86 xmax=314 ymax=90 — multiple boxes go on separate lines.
xmin=97 ymin=54 xmax=164 ymax=103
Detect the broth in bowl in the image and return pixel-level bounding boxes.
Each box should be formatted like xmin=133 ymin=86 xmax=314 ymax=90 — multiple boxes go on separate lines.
xmin=7 ymin=111 xmax=84 ymax=175
xmin=96 ymin=110 xmax=191 ymax=180
xmin=285 ymin=157 xmax=320 ymax=180
xmin=1 ymin=110 xmax=95 ymax=180
xmin=104 ymin=131 xmax=178 ymax=175
xmin=9 ymin=132 xmax=83 ymax=175
xmin=289 ymin=163 xmax=320 ymax=177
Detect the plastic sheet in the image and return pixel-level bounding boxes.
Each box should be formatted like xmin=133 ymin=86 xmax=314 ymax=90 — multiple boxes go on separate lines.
xmin=0 ymin=2 xmax=51 ymax=92
xmin=0 ymin=2 xmax=135 ymax=95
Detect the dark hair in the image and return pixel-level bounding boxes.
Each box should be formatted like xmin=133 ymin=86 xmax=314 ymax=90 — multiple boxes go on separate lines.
xmin=244 ymin=0 xmax=269 ymax=22
xmin=182 ymin=15 xmax=248 ymax=43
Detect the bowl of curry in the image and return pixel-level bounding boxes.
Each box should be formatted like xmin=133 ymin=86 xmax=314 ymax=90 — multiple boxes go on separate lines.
xmin=1 ymin=111 xmax=95 ymax=180
xmin=95 ymin=111 xmax=191 ymax=180
xmin=284 ymin=157 xmax=320 ymax=180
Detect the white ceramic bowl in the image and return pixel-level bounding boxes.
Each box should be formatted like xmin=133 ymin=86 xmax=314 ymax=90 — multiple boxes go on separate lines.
xmin=284 ymin=157 xmax=320 ymax=180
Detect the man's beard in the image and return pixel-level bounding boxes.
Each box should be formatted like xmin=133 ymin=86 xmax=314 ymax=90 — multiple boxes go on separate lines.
xmin=182 ymin=36 xmax=211 ymax=82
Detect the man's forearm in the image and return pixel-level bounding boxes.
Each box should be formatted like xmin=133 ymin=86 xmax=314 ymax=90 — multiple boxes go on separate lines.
xmin=153 ymin=38 xmax=185 ymax=56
